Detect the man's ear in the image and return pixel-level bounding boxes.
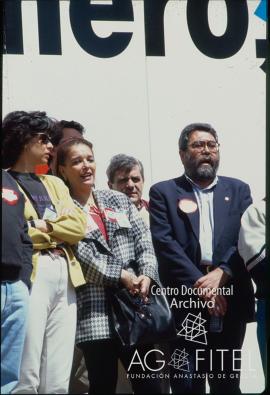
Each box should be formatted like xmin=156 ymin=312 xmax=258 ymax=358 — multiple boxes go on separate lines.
xmin=108 ymin=181 xmax=112 ymax=189
xmin=179 ymin=150 xmax=185 ymax=162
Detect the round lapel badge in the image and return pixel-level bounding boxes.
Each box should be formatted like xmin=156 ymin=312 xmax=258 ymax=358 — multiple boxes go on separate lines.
xmin=2 ymin=188 xmax=19 ymax=205
xmin=178 ymin=198 xmax=198 ymax=213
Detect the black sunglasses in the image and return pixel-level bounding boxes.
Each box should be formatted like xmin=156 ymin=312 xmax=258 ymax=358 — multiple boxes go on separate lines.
xmin=33 ymin=133 xmax=52 ymax=145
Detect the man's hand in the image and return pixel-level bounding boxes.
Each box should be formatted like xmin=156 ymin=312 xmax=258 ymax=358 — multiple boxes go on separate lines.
xmin=194 ymin=267 xmax=230 ymax=293
xmin=208 ymin=295 xmax=227 ymax=316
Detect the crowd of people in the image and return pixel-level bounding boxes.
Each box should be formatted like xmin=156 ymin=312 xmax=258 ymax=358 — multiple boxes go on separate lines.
xmin=1 ymin=111 xmax=267 ymax=394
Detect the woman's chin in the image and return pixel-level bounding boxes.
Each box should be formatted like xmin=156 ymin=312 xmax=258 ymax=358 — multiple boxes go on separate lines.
xmin=41 ymin=156 xmax=50 ymax=164
xmin=80 ymin=180 xmax=94 ymax=188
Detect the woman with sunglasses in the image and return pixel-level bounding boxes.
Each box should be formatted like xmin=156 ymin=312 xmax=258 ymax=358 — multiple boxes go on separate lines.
xmin=56 ymin=138 xmax=162 ymax=394
xmin=2 ymin=111 xmax=87 ymax=394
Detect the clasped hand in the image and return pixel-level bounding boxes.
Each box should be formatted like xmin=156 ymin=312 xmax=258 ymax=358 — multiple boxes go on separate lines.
xmin=194 ymin=267 xmax=229 ymax=316
xmin=120 ymin=270 xmax=151 ymax=301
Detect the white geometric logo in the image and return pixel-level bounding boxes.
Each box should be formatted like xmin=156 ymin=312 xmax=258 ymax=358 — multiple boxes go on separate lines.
xmin=168 ymin=348 xmax=190 ymax=371
xmin=177 ymin=312 xmax=207 ymax=345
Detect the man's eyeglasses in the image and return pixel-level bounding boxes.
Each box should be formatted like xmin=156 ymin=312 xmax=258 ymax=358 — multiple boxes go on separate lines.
xmin=188 ymin=140 xmax=220 ymax=153
xmin=33 ymin=133 xmax=52 ymax=145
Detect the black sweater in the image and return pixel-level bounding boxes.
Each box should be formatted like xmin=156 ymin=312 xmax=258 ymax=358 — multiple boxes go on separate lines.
xmin=2 ymin=170 xmax=33 ymax=289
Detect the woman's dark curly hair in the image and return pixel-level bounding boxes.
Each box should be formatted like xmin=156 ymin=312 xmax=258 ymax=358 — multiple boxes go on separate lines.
xmin=2 ymin=110 xmax=58 ymax=168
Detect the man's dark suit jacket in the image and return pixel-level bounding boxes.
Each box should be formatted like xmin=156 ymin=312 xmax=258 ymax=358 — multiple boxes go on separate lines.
xmin=149 ymin=175 xmax=255 ymax=324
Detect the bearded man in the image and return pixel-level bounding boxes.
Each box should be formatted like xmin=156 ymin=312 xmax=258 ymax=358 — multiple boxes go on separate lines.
xmin=149 ymin=123 xmax=255 ymax=394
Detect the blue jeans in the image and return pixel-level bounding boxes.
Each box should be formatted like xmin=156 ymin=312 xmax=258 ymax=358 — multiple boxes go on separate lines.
xmin=1 ymin=280 xmax=29 ymax=394
xmin=256 ymin=299 xmax=266 ymax=376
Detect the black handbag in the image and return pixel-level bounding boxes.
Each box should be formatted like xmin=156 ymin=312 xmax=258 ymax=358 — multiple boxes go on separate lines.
xmin=108 ymin=284 xmax=176 ymax=347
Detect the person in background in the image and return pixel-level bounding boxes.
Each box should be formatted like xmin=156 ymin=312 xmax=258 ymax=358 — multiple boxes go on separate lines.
xmin=56 ymin=138 xmax=162 ymax=394
xmin=149 ymin=122 xmax=255 ymax=394
xmin=238 ymin=199 xmax=267 ymax=376
xmin=106 ymin=154 xmax=149 ymax=225
xmin=1 ymin=170 xmax=33 ymax=394
xmin=2 ymin=111 xmax=87 ymax=394
xmin=50 ymin=120 xmax=85 ymax=174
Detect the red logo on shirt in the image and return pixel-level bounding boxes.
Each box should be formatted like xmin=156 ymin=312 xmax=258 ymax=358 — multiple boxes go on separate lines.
xmin=2 ymin=188 xmax=19 ymax=205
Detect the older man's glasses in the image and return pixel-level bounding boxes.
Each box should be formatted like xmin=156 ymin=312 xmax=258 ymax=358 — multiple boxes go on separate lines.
xmin=33 ymin=133 xmax=52 ymax=145
xmin=188 ymin=140 xmax=220 ymax=153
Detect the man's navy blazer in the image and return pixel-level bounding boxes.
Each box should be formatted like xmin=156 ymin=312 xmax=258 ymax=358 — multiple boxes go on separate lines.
xmin=149 ymin=175 xmax=255 ymax=323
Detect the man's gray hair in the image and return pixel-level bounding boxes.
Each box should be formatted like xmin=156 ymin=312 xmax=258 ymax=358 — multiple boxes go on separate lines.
xmin=178 ymin=123 xmax=218 ymax=151
xmin=106 ymin=154 xmax=145 ymax=183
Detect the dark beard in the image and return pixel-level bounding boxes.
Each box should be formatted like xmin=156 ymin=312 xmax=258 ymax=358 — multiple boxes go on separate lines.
xmin=185 ymin=156 xmax=219 ymax=183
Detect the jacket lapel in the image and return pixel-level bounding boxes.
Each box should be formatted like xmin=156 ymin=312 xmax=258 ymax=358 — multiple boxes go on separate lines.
xmin=86 ymin=227 xmax=111 ymax=253
xmin=74 ymin=192 xmax=112 ymax=253
xmin=92 ymin=191 xmax=123 ymax=250
xmin=176 ymin=176 xmax=200 ymax=240
xmin=175 ymin=176 xmax=231 ymax=249
xmin=213 ymin=180 xmax=231 ymax=248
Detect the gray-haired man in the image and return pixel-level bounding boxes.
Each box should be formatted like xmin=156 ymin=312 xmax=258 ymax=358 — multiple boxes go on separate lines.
xmin=107 ymin=154 xmax=149 ymax=224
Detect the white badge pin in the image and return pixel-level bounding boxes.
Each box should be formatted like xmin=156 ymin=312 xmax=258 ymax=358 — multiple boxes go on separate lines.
xmin=2 ymin=188 xmax=19 ymax=205
xmin=179 ymin=198 xmax=198 ymax=213
xmin=225 ymin=196 xmax=230 ymax=201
